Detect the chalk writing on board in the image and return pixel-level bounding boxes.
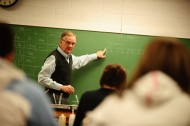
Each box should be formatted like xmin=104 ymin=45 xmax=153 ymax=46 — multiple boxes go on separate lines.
xmin=105 ymin=41 xmax=144 ymax=54
xmin=24 ymin=57 xmax=34 ymax=65
xmin=14 ymin=56 xmax=24 ymax=64
xmin=16 ymin=42 xmax=26 ymax=48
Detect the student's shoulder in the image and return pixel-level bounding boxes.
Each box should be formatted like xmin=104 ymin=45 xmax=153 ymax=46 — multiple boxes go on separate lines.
xmin=0 ymin=89 xmax=31 ymax=126
xmin=81 ymin=89 xmax=102 ymax=100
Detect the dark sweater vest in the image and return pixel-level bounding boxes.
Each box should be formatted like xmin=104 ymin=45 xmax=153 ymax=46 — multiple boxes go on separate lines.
xmin=46 ymin=49 xmax=72 ymax=98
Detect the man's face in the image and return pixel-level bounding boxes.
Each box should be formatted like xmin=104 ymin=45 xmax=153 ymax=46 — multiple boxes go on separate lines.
xmin=60 ymin=35 xmax=76 ymax=54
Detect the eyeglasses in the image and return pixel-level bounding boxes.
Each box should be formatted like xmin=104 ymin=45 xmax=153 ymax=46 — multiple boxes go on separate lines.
xmin=62 ymin=39 xmax=76 ymax=46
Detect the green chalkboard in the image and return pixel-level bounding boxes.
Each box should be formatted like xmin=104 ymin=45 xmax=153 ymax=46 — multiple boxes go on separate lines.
xmin=11 ymin=24 xmax=190 ymax=104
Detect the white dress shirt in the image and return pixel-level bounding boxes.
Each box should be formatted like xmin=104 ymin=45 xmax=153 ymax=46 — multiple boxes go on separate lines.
xmin=38 ymin=47 xmax=97 ymax=90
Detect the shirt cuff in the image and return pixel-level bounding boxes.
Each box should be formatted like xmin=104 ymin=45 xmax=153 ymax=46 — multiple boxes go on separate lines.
xmin=56 ymin=83 xmax=63 ymax=90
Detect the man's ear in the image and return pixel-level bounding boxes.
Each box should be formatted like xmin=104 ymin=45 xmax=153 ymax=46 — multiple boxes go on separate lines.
xmin=5 ymin=51 xmax=14 ymax=62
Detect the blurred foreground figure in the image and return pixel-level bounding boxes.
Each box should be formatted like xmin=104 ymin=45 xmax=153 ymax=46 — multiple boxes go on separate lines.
xmin=83 ymin=37 xmax=190 ymax=126
xmin=74 ymin=64 xmax=127 ymax=126
xmin=0 ymin=22 xmax=58 ymax=126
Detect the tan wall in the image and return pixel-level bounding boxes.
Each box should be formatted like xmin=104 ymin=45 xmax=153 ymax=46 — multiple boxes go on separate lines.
xmin=0 ymin=0 xmax=190 ymax=38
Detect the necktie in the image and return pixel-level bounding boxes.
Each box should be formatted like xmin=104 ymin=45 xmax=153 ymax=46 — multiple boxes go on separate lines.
xmin=67 ymin=55 xmax=71 ymax=63
xmin=66 ymin=56 xmax=69 ymax=63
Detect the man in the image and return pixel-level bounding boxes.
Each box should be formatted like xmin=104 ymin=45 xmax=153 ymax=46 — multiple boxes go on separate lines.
xmin=0 ymin=22 xmax=58 ymax=126
xmin=38 ymin=31 xmax=106 ymax=104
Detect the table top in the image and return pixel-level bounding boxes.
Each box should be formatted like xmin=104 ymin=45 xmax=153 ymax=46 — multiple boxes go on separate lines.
xmin=52 ymin=104 xmax=78 ymax=110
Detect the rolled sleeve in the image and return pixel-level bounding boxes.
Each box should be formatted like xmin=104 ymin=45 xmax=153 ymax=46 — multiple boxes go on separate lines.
xmin=72 ymin=53 xmax=97 ymax=69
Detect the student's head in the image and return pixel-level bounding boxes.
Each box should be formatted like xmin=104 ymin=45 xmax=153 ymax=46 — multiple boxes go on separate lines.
xmin=100 ymin=64 xmax=127 ymax=92
xmin=59 ymin=31 xmax=77 ymax=54
xmin=129 ymin=37 xmax=190 ymax=93
xmin=0 ymin=22 xmax=15 ymax=62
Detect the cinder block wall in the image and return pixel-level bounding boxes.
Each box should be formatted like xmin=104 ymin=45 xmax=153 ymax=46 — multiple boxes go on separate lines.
xmin=0 ymin=0 xmax=190 ymax=38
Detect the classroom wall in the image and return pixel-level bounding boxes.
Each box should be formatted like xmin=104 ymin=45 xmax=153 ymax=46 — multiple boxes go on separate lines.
xmin=0 ymin=0 xmax=190 ymax=39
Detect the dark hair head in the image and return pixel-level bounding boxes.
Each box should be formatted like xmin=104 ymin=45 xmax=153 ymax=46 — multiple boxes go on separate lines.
xmin=129 ymin=37 xmax=190 ymax=93
xmin=0 ymin=23 xmax=14 ymax=57
xmin=100 ymin=64 xmax=127 ymax=90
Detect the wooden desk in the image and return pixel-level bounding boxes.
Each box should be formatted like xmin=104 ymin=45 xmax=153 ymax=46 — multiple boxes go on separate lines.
xmin=52 ymin=104 xmax=77 ymax=124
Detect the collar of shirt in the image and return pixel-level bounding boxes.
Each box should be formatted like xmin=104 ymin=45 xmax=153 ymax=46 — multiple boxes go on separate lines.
xmin=57 ymin=46 xmax=71 ymax=59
